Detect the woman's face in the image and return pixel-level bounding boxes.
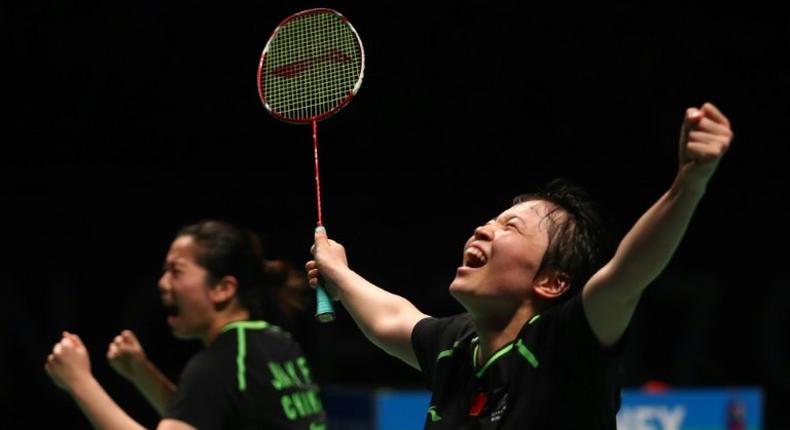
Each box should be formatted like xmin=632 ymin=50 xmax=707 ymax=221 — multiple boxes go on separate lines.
xmin=449 ymin=200 xmax=552 ymax=315
xmin=158 ymin=235 xmax=216 ymax=339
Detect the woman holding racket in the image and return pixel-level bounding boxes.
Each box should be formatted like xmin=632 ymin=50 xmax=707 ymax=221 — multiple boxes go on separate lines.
xmin=45 ymin=220 xmax=327 ymax=430
xmin=307 ymin=102 xmax=733 ymax=429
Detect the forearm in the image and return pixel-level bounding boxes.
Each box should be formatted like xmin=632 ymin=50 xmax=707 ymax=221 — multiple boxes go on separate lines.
xmin=330 ymin=266 xmax=426 ymax=368
xmin=69 ymin=376 xmax=147 ymax=430
xmin=583 ymin=177 xmax=707 ymax=346
xmin=584 ymin=103 xmax=730 ymax=346
xmin=129 ymin=360 xmax=177 ymax=416
xmin=606 ymin=176 xmax=706 ymax=297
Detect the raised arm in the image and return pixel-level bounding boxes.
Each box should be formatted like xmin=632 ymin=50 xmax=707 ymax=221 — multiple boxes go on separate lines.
xmin=108 ymin=330 xmax=177 ymax=416
xmin=582 ymin=102 xmax=733 ymax=347
xmin=46 ymin=332 xmax=196 ymax=430
xmin=45 ymin=332 xmax=148 ymax=430
xmin=307 ymin=227 xmax=429 ymax=369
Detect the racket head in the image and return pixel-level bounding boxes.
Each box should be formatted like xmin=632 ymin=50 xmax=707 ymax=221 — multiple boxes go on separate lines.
xmin=257 ymin=8 xmax=365 ymax=124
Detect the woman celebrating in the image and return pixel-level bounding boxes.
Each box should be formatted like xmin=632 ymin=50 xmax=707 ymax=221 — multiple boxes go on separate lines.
xmin=46 ymin=220 xmax=327 ymax=430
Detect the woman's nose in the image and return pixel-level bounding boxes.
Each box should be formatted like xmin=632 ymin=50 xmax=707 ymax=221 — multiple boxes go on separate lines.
xmin=474 ymin=224 xmax=495 ymax=240
xmin=158 ymin=273 xmax=170 ymax=293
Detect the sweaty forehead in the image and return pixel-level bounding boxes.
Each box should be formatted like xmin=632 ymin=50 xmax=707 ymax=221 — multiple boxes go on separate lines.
xmin=505 ymin=200 xmax=552 ymax=218
xmin=496 ymin=200 xmax=559 ymax=232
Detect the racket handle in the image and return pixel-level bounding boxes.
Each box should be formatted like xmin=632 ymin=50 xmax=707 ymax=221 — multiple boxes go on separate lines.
xmin=315 ymin=284 xmax=335 ymax=323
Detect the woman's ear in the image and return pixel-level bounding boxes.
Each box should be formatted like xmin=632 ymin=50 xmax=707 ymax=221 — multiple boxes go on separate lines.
xmin=532 ymin=270 xmax=571 ymax=299
xmin=210 ymin=275 xmax=239 ymax=304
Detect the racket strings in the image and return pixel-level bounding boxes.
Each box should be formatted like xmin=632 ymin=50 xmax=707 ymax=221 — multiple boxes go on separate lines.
xmin=262 ymin=11 xmax=362 ymax=120
xmin=296 ymin=16 xmax=358 ymax=116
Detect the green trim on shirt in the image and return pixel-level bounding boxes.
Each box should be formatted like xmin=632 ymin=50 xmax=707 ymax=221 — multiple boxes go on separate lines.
xmin=220 ymin=320 xmax=272 ymax=391
xmin=472 ymin=313 xmax=541 ymax=377
xmin=515 ymin=339 xmax=539 ymax=368
xmin=221 ymin=320 xmax=271 ymax=332
xmin=474 ymin=343 xmax=515 ymax=378
xmin=436 ymin=340 xmax=462 ymax=362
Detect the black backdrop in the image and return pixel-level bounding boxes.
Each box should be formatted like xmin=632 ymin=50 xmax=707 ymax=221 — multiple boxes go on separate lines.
xmin=3 ymin=1 xmax=790 ymax=428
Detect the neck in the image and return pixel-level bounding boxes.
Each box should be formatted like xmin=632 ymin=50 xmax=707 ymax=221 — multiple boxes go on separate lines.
xmin=202 ymin=308 xmax=251 ymax=346
xmin=472 ymin=302 xmax=538 ymax=364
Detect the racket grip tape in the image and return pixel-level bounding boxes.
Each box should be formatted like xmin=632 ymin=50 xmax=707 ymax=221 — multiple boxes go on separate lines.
xmin=315 ymin=284 xmax=335 ymax=323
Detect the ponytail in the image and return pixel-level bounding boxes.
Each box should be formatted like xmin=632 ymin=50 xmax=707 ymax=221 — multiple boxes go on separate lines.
xmin=178 ymin=220 xmax=309 ymax=322
xmin=262 ymin=259 xmax=308 ymax=320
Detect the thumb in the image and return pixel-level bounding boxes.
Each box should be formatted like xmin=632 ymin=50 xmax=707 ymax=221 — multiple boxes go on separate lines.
xmin=121 ymin=330 xmax=138 ymax=344
xmin=314 ymin=226 xmax=329 ymax=249
xmin=67 ymin=333 xmax=84 ymax=348
xmin=681 ymin=107 xmax=704 ymax=136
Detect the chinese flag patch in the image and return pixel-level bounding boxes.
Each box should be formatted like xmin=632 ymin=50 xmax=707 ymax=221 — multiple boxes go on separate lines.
xmin=469 ymin=392 xmax=488 ymax=416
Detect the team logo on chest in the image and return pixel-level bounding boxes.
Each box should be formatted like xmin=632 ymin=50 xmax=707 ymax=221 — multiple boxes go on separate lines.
xmin=489 ymin=393 xmax=508 ymax=422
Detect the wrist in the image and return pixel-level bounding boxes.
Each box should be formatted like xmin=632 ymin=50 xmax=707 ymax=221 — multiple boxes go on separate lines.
xmin=672 ymin=166 xmax=709 ymax=197
xmin=669 ymin=176 xmax=707 ymax=203
xmin=69 ymin=373 xmax=100 ymax=398
xmin=119 ymin=357 xmax=149 ymax=383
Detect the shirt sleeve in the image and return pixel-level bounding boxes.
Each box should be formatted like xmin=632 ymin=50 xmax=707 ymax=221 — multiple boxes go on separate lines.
xmin=553 ymin=294 xmax=625 ymax=380
xmin=164 ymin=352 xmax=237 ymax=429
xmin=411 ymin=314 xmax=471 ymax=389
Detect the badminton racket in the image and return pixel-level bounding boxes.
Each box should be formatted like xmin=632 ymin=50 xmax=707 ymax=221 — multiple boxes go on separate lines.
xmin=257 ymin=8 xmax=365 ymax=323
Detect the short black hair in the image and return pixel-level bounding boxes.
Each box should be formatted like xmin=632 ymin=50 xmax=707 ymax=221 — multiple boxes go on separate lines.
xmin=513 ymin=178 xmax=611 ymax=300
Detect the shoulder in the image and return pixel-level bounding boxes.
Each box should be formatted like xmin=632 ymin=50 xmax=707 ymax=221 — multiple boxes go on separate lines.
xmin=412 ymin=313 xmax=476 ymax=366
xmin=179 ymin=346 xmax=231 ymax=382
xmin=523 ymin=294 xmax=623 ymax=370
xmin=414 ymin=313 xmax=475 ymax=344
xmin=526 ymin=293 xmax=586 ymax=332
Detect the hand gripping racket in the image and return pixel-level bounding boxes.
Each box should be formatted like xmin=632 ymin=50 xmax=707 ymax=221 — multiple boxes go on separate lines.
xmin=257 ymin=8 xmax=365 ymax=323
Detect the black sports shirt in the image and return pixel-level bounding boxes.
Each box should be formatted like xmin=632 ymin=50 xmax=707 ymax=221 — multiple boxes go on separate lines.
xmin=164 ymin=321 xmax=327 ymax=430
xmin=412 ymin=294 xmax=622 ymax=429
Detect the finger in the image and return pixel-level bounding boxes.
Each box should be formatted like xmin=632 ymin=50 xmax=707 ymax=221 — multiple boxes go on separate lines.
xmin=694 ymin=117 xmax=733 ymax=137
xmin=701 ymin=102 xmax=730 ymax=126
xmin=67 ymin=333 xmax=83 ymax=348
xmin=114 ymin=335 xmax=123 ymax=345
xmin=305 ymin=260 xmax=316 ymax=271
xmin=61 ymin=337 xmax=75 ymax=349
xmin=308 ymin=277 xmax=319 ymax=288
xmin=121 ymin=330 xmax=137 ymax=343
xmin=108 ymin=343 xmax=119 ymax=358
xmin=54 ymin=343 xmax=63 ymax=354
xmin=686 ymin=142 xmax=727 ymax=161
xmin=688 ymin=131 xmax=732 ymax=145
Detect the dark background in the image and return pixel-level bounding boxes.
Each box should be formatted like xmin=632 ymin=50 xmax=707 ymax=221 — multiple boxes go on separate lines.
xmin=3 ymin=0 xmax=789 ymax=428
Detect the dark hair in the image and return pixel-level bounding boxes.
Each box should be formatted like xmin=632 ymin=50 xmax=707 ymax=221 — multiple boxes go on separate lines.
xmin=513 ymin=178 xmax=611 ymax=301
xmin=177 ymin=220 xmax=307 ymax=320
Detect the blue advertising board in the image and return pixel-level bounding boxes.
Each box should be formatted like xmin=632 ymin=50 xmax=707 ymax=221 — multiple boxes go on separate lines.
xmin=323 ymin=386 xmax=762 ymax=430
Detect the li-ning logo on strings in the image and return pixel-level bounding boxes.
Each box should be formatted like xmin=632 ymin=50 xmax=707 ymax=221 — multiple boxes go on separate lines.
xmin=272 ymin=49 xmax=352 ymax=78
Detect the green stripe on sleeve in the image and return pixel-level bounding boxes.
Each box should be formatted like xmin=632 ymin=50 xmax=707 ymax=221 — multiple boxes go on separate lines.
xmin=515 ymin=339 xmax=539 ymax=368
